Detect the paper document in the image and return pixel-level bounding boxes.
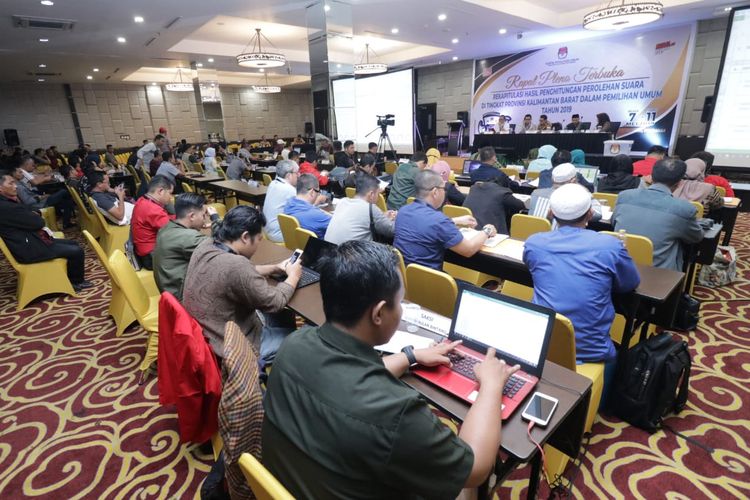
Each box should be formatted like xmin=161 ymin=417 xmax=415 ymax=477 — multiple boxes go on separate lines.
xmin=527 ymin=178 xmax=540 ymax=187
xmin=493 ymin=239 xmax=525 ymax=261
xmin=600 ymin=206 xmax=613 ymax=222
xmin=460 ymin=227 xmax=509 ymax=248
xmin=513 ymin=193 xmax=531 ymax=203
xmin=379 ymin=179 xmax=390 ymax=191
xmin=375 ymin=330 xmax=435 ymax=353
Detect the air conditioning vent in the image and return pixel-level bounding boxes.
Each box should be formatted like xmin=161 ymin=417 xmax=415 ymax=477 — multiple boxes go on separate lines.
xmin=12 ymin=15 xmax=76 ymax=31
xmin=144 ymin=37 xmax=158 ymax=47
xmin=26 ymin=71 xmax=62 ymax=77
xmin=164 ymin=17 xmax=181 ymax=29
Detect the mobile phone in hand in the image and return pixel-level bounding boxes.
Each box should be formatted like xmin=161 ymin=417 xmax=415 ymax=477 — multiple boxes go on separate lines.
xmin=289 ymin=249 xmax=303 ymax=264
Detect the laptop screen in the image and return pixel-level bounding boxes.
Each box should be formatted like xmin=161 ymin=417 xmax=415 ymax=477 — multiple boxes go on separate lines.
xmin=576 ymin=166 xmax=599 ymax=185
xmin=450 ymin=287 xmax=553 ymax=375
xmin=301 ymin=237 xmax=337 ymax=272
xmin=462 ymin=160 xmax=481 ymax=174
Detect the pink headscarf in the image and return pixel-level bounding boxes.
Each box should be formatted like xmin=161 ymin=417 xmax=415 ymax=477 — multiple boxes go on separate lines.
xmin=672 ymin=158 xmax=713 ymax=202
xmin=431 ymin=160 xmax=452 ymax=182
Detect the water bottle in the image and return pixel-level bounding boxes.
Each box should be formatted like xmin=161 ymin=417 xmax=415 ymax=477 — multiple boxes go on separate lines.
xmin=617 ymin=229 xmax=627 ymax=242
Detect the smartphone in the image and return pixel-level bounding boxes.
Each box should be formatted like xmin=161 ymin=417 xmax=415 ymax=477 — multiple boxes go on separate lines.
xmin=521 ymin=392 xmax=558 ymax=427
xmin=289 ymin=249 xmax=303 ymax=264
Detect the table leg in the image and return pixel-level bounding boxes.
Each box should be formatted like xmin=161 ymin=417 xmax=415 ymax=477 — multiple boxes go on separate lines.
xmin=722 ymin=207 xmax=739 ymax=246
xmin=526 ymin=451 xmax=542 ymax=500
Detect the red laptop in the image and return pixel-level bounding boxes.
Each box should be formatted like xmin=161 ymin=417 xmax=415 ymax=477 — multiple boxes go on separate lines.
xmin=412 ymin=284 xmax=554 ymax=419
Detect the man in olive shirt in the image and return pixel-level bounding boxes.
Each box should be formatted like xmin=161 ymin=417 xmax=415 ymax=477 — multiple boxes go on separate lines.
xmin=386 ymin=151 xmax=429 ymax=210
xmin=263 ymin=240 xmax=519 ymax=499
xmin=153 ymin=193 xmax=218 ymax=301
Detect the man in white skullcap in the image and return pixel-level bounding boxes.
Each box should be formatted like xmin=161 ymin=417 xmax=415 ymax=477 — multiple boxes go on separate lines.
xmin=523 ymin=183 xmax=640 ymax=402
xmin=529 ymin=163 xmax=602 ymax=222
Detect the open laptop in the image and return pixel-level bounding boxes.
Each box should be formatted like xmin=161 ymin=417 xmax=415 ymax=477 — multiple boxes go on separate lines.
xmin=412 ymin=284 xmax=554 ymax=419
xmin=576 ymin=166 xmax=600 ymax=187
xmin=462 ymin=160 xmax=482 ymax=175
xmin=579 ymin=122 xmax=592 ymax=131
xmin=295 ymin=237 xmax=337 ymax=288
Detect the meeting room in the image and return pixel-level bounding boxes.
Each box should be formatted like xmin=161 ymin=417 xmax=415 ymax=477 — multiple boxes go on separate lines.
xmin=2 ymin=0 xmax=750 ymax=498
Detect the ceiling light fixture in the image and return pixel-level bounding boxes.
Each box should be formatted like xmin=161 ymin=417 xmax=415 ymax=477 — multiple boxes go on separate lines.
xmin=324 ymin=4 xmax=331 ymax=11
xmin=38 ymin=63 xmax=46 ymax=68
xmin=253 ymin=73 xmax=281 ymax=94
xmin=207 ymin=58 xmax=214 ymax=63
xmin=499 ymin=28 xmax=507 ymax=34
xmin=438 ymin=13 xmax=447 ymax=21
xmin=39 ymin=38 xmax=49 ymax=43
xmin=451 ymin=38 xmax=459 ymax=44
xmin=151 ymin=82 xmax=157 ymax=86
xmin=236 ymin=28 xmax=287 ymax=68
xmin=583 ymin=1 xmax=663 ymax=30
xmin=86 ymin=75 xmax=93 ymax=80
xmin=38 ymin=78 xmax=45 ymax=82
xmin=134 ymin=16 xmax=144 ymax=23
xmin=724 ymin=6 xmax=732 ymax=11
xmin=196 ymin=62 xmax=203 ymax=67
xmin=452 ymin=56 xmax=458 ymax=61
xmin=354 ymin=43 xmax=387 ymax=75
xmin=93 ymin=68 xmax=99 ymax=72
xmin=41 ymin=0 xmax=54 ymax=5
xmin=391 ymin=27 xmax=399 ymax=34
xmin=117 ymin=36 xmax=126 ymax=43
xmin=165 ymin=68 xmax=194 ymax=91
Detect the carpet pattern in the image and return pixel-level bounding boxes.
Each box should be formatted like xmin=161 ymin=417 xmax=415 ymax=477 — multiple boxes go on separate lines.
xmin=1 ymin=218 xmax=749 ymax=499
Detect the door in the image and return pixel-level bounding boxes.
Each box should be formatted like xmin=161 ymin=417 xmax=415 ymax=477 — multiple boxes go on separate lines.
xmin=416 ymin=103 xmax=437 ymax=150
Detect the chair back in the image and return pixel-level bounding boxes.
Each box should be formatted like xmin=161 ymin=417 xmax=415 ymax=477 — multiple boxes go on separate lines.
xmin=345 ymin=187 xmax=356 ymax=198
xmin=0 ymin=236 xmax=21 ymax=270
xmin=215 ymin=166 xmax=227 ymax=179
xmin=87 ymin=195 xmax=117 ymax=236
xmin=182 ymin=182 xmax=195 ymax=193
xmin=277 ymin=213 xmax=301 ymax=250
xmin=67 ymin=185 xmax=99 ymax=237
xmin=295 ymin=227 xmax=317 ymax=249
xmin=208 ymin=202 xmax=227 ymax=218
xmin=405 ymin=264 xmax=458 ymax=317
xmin=442 ymin=205 xmax=472 ymax=218
xmin=406 ymin=196 xmax=416 ymax=205
xmin=238 ymin=453 xmax=294 ymax=500
xmin=262 ymin=174 xmax=273 ymax=186
xmin=600 ymin=231 xmax=654 ymax=265
xmin=500 ymin=280 xmax=533 ymax=301
xmin=143 ymin=171 xmax=152 ymax=183
xmin=593 ymin=192 xmax=618 ymax=208
xmin=82 ymin=229 xmax=113 ymax=274
xmin=500 ymin=167 xmax=520 ymax=178
xmin=716 ymin=186 xmax=727 ymax=198
xmin=109 ymin=250 xmax=150 ymax=318
xmin=392 ymin=247 xmax=407 ymax=287
xmin=525 ymin=170 xmax=540 ymax=181
xmin=690 ymin=201 xmax=704 ymax=219
xmin=548 ymin=314 xmax=577 ymax=371
xmin=377 ymin=193 xmax=387 ymax=212
xmin=510 ymin=214 xmax=551 ymax=241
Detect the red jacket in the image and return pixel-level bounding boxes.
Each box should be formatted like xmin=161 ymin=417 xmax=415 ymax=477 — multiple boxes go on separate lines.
xmin=158 ymin=292 xmax=222 ymax=443
xmin=633 ymin=157 xmax=658 ymax=177
xmin=704 ymin=174 xmax=734 ymax=197
xmin=299 ymin=161 xmax=329 ymax=186
xmin=132 ymin=195 xmax=175 ymax=256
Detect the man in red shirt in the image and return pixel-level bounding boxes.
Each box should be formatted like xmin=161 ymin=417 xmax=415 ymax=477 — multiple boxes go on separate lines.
xmin=633 ymin=145 xmax=667 ymax=177
xmin=132 ymin=175 xmax=175 ymax=269
xmin=298 ymin=151 xmax=329 ymax=187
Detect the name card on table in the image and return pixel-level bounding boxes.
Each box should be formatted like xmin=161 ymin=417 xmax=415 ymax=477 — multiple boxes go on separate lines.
xmin=401 ymin=304 xmax=451 ymax=337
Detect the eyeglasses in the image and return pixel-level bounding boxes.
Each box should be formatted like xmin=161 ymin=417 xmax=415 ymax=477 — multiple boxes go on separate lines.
xmin=312 ymin=188 xmax=321 ymax=193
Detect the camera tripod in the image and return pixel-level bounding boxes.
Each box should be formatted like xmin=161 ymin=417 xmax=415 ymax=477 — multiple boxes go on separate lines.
xmin=366 ymin=124 xmax=396 ymax=164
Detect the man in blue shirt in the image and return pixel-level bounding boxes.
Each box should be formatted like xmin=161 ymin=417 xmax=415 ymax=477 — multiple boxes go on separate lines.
xmin=394 ymin=170 xmax=496 ymax=270
xmin=283 ymin=173 xmax=331 ymax=238
xmin=524 ymin=184 xmax=640 ymax=396
xmin=470 ymin=146 xmax=513 ymax=186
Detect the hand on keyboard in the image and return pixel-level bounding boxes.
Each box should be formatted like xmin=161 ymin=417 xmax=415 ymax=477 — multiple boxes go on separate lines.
xmin=414 ymin=340 xmax=462 ymax=368
xmin=475 ymin=348 xmax=521 ymax=392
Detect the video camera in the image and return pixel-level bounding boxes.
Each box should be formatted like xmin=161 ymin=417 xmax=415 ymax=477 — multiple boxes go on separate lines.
xmin=377 ymin=114 xmax=395 ymax=127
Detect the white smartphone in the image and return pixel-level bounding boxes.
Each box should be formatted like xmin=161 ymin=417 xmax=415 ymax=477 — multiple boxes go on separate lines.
xmin=289 ymin=249 xmax=303 ymax=264
xmin=521 ymin=392 xmax=558 ymax=427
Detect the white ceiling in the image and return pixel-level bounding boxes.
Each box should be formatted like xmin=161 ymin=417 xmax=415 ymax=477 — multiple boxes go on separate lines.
xmin=0 ymin=0 xmax=736 ymax=88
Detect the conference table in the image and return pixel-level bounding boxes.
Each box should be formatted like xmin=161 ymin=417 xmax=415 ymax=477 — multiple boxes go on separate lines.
xmin=250 ymin=240 xmax=592 ymax=499
xmin=476 ymin=132 xmax=611 ymax=162
xmin=208 ymin=180 xmax=268 ymax=206
xmin=251 ymin=167 xmax=277 ymax=183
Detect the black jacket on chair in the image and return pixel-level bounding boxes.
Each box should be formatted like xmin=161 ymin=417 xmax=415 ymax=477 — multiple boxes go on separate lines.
xmin=0 ymin=195 xmax=56 ymax=264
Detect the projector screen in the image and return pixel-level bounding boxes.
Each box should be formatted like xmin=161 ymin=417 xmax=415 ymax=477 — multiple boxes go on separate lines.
xmin=332 ymin=69 xmax=414 ymax=154
xmin=706 ymin=6 xmax=750 ymax=168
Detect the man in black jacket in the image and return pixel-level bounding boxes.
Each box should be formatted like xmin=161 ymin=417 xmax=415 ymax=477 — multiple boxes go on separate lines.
xmin=0 ymin=173 xmax=91 ymax=291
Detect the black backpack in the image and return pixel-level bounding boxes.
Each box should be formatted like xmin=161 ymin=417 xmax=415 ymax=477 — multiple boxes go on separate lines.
xmin=611 ymin=332 xmax=691 ymax=433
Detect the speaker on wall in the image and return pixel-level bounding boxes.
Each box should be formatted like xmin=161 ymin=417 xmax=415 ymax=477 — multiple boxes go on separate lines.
xmin=3 ymin=129 xmax=19 ymax=147
xmin=700 ymin=95 xmax=714 ymax=124
xmin=457 ymin=111 xmax=469 ymax=127
xmin=304 ymin=122 xmax=314 ymax=135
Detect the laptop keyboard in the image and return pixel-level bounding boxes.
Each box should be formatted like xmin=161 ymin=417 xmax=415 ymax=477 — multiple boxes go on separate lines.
xmin=448 ymin=352 xmax=527 ymax=397
xmin=297 ymin=268 xmax=320 ymax=288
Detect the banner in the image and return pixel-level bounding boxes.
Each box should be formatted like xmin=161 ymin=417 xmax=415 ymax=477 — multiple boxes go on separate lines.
xmin=471 ymin=24 xmax=694 ymax=153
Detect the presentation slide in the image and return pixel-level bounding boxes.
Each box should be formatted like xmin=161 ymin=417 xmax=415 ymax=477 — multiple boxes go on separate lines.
xmin=706 ymin=7 xmax=750 ymax=168
xmin=332 ymin=69 xmax=414 ymax=154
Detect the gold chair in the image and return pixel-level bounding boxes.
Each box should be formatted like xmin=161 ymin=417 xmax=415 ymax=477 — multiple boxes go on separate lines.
xmin=87 ymin=195 xmax=131 ymax=257
xmin=294 ymin=227 xmax=317 ymax=249
xmin=181 ymin=182 xmax=195 ymax=193
xmin=385 ymin=162 xmax=398 ymax=175
xmin=67 ymin=185 xmax=101 ymax=239
xmin=262 ymin=174 xmax=273 ymax=187
xmin=215 ymin=166 xmax=227 ymax=179
xmin=600 ymin=231 xmax=653 ymax=265
xmin=405 ymin=264 xmax=458 ymax=317
xmin=525 ymin=170 xmax=540 ymax=181
xmin=238 ymin=453 xmax=294 ymax=500
xmin=143 ymin=171 xmax=152 ymax=183
xmin=277 ymin=214 xmax=301 ymax=251
xmin=716 ymin=186 xmax=727 ymax=198
xmin=208 ymin=202 xmax=227 ymax=218
xmin=393 ymin=247 xmax=407 ymax=287
xmin=500 ymin=167 xmax=520 ymax=178
xmin=0 ymin=236 xmax=76 ymax=310
xmin=510 ymin=214 xmax=551 ymax=241
xmin=593 ymin=192 xmax=618 ymax=208
xmin=345 ymin=187 xmax=356 ymax=198
xmin=442 ymin=205 xmax=472 ymax=218
xmin=377 ymin=193 xmax=387 ymax=212
xmin=406 ymin=196 xmax=416 ymax=205
xmin=109 ymin=250 xmax=159 ymax=376
xmin=39 ymin=207 xmax=59 ymax=231
xmin=691 ymin=201 xmax=704 ymax=219
xmin=500 ymin=280 xmax=533 ymax=301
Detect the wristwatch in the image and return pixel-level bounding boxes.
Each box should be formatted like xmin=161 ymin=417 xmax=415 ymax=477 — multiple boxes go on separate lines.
xmin=401 ymin=345 xmax=418 ymax=367
xmin=482 ymin=226 xmax=493 ymax=237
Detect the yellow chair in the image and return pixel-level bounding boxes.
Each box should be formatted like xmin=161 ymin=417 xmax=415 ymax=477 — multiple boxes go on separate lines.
xmin=406 ymin=196 xmax=416 ymax=205
xmin=67 ymin=185 xmax=101 ymax=239
xmin=510 ymin=214 xmax=551 ymax=241
xmin=40 ymin=207 xmax=59 ymax=231
xmin=500 ymin=280 xmax=533 ymax=301
xmin=262 ymin=174 xmax=273 ymax=187
xmin=525 ymin=170 xmax=540 ymax=181
xmin=125 ymin=165 xmax=141 ymax=190
xmin=442 ymin=205 xmax=472 ymax=218
xmin=191 ymin=162 xmax=205 ymax=174
xmin=691 ymin=201 xmax=704 ymax=219
xmin=143 ymin=171 xmax=152 ymax=183
xmin=405 ymin=264 xmax=458 ymax=317
xmin=0 ymin=236 xmax=76 ymax=310
xmin=593 ymin=192 xmax=618 ymax=208
xmin=500 ymin=167 xmax=520 ymax=178
xmin=277 ymin=214 xmax=301 ymax=251
xmin=181 ymin=182 xmax=195 ymax=193
xmin=238 ymin=453 xmax=294 ymax=500
xmin=108 ymin=250 xmax=159 ymax=376
xmin=215 ymin=166 xmax=227 ymax=179
xmin=377 ymin=193 xmax=387 ymax=212
xmin=385 ymin=162 xmax=398 ymax=175
xmin=345 ymin=187 xmax=356 ymax=198
xmin=393 ymin=247 xmax=407 ymax=287
xmin=716 ymin=186 xmax=727 ymax=198
xmin=295 ymin=227 xmax=317 ymax=249
xmin=208 ymin=202 xmax=227 ymax=218
xmin=88 ymin=195 xmax=131 ymax=257
xmin=600 ymin=231 xmax=653 ymax=265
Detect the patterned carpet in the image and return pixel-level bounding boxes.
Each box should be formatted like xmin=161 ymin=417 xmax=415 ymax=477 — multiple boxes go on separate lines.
xmin=1 ymin=218 xmax=749 ymax=499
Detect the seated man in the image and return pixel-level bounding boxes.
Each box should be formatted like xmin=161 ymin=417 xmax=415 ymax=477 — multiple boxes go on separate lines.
xmin=0 ymin=173 xmax=91 ymax=291
xmin=283 ymin=173 xmax=331 ymax=239
xmin=394 ymin=169 xmax=497 ymax=269
xmin=565 ymin=113 xmax=582 ymax=131
xmin=524 ymin=183 xmax=640 ymax=395
xmin=344 ymin=153 xmax=377 ymax=189
xmin=298 ymin=151 xmax=329 ymax=187
xmin=88 ymin=171 xmax=134 ymax=225
xmin=131 ymin=175 xmax=175 ymax=270
xmin=225 ymin=154 xmax=250 ymax=180
xmin=387 ymin=151 xmax=429 ymax=210
xmin=13 ymin=165 xmax=75 ymax=228
xmin=263 ymin=240 xmax=519 ymax=499
xmin=529 ymin=163 xmax=602 ymax=224
xmin=153 ymin=193 xmax=219 ymax=301
xmin=613 ymin=159 xmax=704 ymax=271
xmin=633 ymin=145 xmax=667 ymax=177
xmin=18 ymin=155 xmax=53 ymax=186
xmin=325 ymin=173 xmax=395 ymax=244
xmin=155 ymin=151 xmax=186 ymax=191
xmin=463 ymin=177 xmax=525 ymax=235
xmin=470 ymin=146 xmax=512 ymax=186
xmin=262 ymin=160 xmax=300 ymax=243
xmin=182 ymin=206 xmax=302 ymax=362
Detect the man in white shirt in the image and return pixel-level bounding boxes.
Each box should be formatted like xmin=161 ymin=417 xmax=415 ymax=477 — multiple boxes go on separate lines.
xmin=325 ymin=173 xmax=395 ymax=244
xmin=278 ymin=140 xmax=291 ymax=160
xmin=88 ymin=171 xmax=135 ymax=225
xmin=136 ymin=134 xmax=166 ymax=171
xmin=262 ymin=160 xmax=299 ymax=242
xmin=517 ymin=114 xmax=537 ymax=134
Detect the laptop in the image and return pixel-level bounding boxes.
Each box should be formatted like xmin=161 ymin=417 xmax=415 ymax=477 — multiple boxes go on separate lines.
xmin=462 ymin=160 xmax=482 ymax=175
xmin=579 ymin=122 xmax=592 ymax=131
xmin=412 ymin=284 xmax=555 ymax=419
xmin=295 ymin=237 xmax=337 ymax=288
xmin=576 ymin=166 xmax=600 ymax=187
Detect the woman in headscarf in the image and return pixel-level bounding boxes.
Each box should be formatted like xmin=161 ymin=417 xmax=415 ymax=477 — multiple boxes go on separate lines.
xmin=571 ymin=149 xmax=586 ymax=166
xmin=426 ymin=148 xmax=441 ymax=167
xmin=672 ymin=158 xmax=724 ymax=211
xmin=598 ymin=154 xmax=642 ymax=194
xmin=202 ymin=147 xmax=218 ymax=174
xmin=431 ymin=160 xmax=465 ymax=206
xmin=691 ymin=151 xmax=734 ymax=197
xmin=526 ymin=144 xmax=556 ymax=173
xmin=596 ymin=113 xmax=613 ymax=133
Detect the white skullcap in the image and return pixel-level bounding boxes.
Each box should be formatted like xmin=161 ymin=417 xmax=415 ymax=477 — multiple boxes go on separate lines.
xmin=551 ymin=163 xmax=577 ymax=184
xmin=550 ymin=183 xmax=592 ymax=221
xmin=277 ymin=139 xmax=285 ymax=145
xmin=204 ymin=147 xmax=216 ymax=157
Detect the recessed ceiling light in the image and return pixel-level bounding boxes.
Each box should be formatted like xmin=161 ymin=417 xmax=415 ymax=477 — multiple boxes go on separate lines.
xmin=93 ymin=68 xmax=99 ymax=72
xmin=498 ymin=28 xmax=507 ymax=35
xmin=336 ymin=63 xmax=342 ymax=68
xmin=324 ymin=4 xmax=330 ymax=11
xmin=86 ymin=75 xmax=93 ymax=80
xmin=38 ymin=78 xmax=45 ymax=82
xmin=38 ymin=63 xmax=46 ymax=68
xmin=452 ymin=56 xmax=458 ymax=61
xmin=259 ymin=68 xmax=265 ymax=73
xmin=724 ymin=6 xmax=732 ymax=11
xmin=207 ymin=58 xmax=214 ymax=63
xmin=196 ymin=63 xmax=203 ymax=67
xmin=391 ymin=28 xmax=399 ymax=34
xmin=134 ymin=16 xmax=144 ymax=23
xmin=438 ymin=13 xmax=447 ymax=21
xmin=152 ymin=82 xmax=157 ymax=86
xmin=451 ymin=38 xmax=459 ymax=44
xmin=39 ymin=38 xmax=49 ymax=43
xmin=116 ymin=36 xmax=126 ymax=43
xmin=40 ymin=0 xmax=54 ymax=5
